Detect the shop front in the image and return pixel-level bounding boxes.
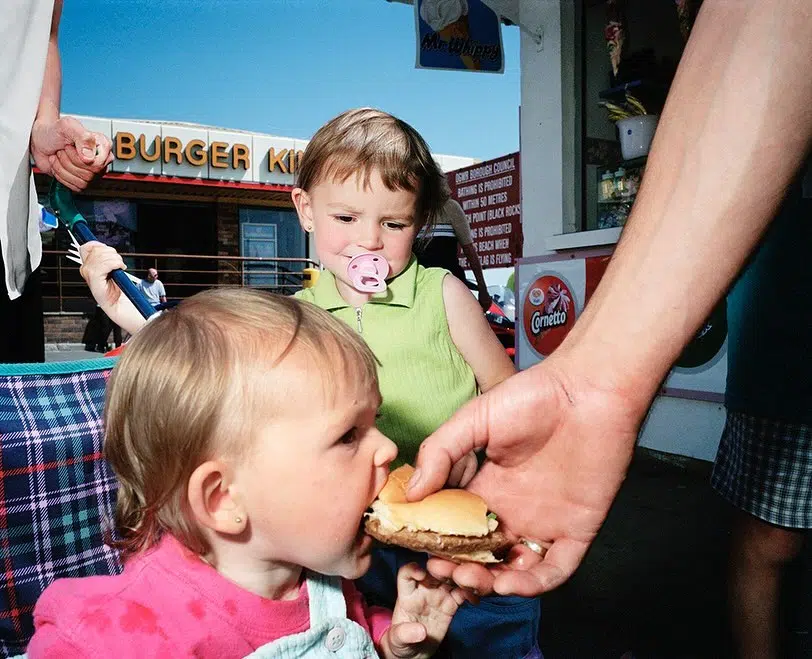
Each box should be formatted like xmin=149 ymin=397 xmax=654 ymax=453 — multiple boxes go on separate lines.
xmin=40 ymin=116 xmax=475 ymax=344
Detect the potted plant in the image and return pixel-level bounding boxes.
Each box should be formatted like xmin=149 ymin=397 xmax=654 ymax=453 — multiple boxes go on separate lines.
xmin=600 ymin=93 xmax=659 ymax=161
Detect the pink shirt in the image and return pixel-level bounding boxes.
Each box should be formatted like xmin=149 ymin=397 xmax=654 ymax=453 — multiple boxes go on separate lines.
xmin=27 ymin=535 xmax=392 ymax=658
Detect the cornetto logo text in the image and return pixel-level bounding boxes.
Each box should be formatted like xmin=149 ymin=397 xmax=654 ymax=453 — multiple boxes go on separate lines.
xmin=530 ymin=308 xmax=567 ymax=335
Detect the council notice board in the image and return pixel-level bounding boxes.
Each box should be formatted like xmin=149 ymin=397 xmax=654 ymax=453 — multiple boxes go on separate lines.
xmin=447 ymin=152 xmax=521 ymax=269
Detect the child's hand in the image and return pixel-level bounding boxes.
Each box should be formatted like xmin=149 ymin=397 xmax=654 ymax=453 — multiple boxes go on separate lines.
xmin=446 ymin=450 xmax=478 ymax=488
xmin=79 ymin=242 xmax=147 ymax=336
xmin=378 ymin=563 xmax=468 ymax=659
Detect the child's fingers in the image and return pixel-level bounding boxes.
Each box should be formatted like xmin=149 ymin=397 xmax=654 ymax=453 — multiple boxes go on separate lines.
xmin=451 ymin=586 xmax=480 ymax=607
xmin=396 ymin=563 xmax=426 ymax=597
xmin=78 ymin=240 xmax=105 ymax=257
xmin=81 ymin=245 xmax=126 ymax=277
xmin=387 ymin=622 xmax=427 ymax=656
xmin=98 ymin=252 xmax=127 ymax=274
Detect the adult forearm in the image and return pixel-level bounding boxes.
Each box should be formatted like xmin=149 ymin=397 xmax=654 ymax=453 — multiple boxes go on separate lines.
xmin=462 ymin=243 xmax=487 ymax=291
xmin=563 ymin=0 xmax=812 ymax=409
xmin=35 ymin=1 xmax=63 ymax=126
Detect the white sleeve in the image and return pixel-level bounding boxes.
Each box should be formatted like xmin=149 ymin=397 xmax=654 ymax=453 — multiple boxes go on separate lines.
xmin=446 ymin=200 xmax=473 ymax=245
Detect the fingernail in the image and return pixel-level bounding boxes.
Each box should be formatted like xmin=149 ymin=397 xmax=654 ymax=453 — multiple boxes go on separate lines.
xmin=406 ymin=468 xmax=421 ymax=491
xmin=82 ymin=147 xmax=95 ymax=159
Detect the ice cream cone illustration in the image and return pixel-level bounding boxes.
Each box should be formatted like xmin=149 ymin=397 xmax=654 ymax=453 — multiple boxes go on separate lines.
xmin=420 ymin=0 xmax=479 ymax=70
xmin=439 ymin=14 xmax=479 ymax=70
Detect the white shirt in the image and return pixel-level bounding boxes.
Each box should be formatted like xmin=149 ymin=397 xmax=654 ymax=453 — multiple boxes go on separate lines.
xmin=0 ymin=0 xmax=55 ymax=299
xmin=139 ymin=278 xmax=166 ymax=304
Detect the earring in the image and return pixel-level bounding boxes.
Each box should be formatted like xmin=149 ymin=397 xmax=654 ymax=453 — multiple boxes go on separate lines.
xmin=305 ymin=225 xmax=313 ymax=233
xmin=234 ymin=516 xmax=242 ymax=524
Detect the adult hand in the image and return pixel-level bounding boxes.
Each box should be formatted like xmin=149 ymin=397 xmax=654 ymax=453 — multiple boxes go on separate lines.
xmin=31 ymin=116 xmax=113 ymax=192
xmin=477 ymin=288 xmax=493 ymax=313
xmin=407 ymin=348 xmax=645 ymax=596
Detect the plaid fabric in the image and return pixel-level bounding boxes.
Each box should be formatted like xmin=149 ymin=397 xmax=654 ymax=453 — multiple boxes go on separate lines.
xmin=711 ymin=410 xmax=812 ymax=528
xmin=0 ymin=359 xmax=122 ymax=657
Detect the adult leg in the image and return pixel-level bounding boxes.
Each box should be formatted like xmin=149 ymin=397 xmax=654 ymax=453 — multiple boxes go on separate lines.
xmin=729 ymin=508 xmax=804 ymax=659
xmin=112 ymin=322 xmax=122 ymax=348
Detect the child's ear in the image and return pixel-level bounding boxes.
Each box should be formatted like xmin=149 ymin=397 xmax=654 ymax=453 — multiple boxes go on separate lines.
xmin=187 ymin=460 xmax=247 ymax=536
xmin=291 ymin=188 xmax=314 ymax=232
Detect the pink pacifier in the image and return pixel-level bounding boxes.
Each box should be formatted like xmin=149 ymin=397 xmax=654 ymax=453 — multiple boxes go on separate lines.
xmin=347 ymin=252 xmax=390 ymax=293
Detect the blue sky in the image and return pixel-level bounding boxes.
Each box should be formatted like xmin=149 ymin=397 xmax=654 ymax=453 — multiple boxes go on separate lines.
xmin=59 ymin=0 xmax=520 ymax=161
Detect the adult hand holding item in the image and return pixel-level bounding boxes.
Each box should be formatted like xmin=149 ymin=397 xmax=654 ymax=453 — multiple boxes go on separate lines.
xmin=28 ymin=1 xmax=112 ymax=192
xmin=30 ymin=116 xmax=112 ymax=192
xmin=408 ymin=0 xmax=812 ymax=596
xmin=408 ymin=349 xmax=642 ymax=596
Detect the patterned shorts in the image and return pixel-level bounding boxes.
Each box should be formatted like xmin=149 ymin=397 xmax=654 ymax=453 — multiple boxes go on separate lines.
xmin=711 ymin=411 xmax=812 ymax=528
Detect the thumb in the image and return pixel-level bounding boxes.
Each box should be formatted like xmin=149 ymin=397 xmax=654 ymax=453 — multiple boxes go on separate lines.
xmin=386 ymin=622 xmax=427 ymax=657
xmin=58 ymin=117 xmax=97 ymax=162
xmin=407 ymin=395 xmax=489 ymax=501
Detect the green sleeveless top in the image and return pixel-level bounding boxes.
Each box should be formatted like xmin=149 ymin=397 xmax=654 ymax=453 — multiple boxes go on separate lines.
xmin=296 ymin=256 xmax=477 ymax=466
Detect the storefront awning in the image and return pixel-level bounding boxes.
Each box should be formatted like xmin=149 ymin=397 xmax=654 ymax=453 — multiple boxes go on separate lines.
xmin=34 ymin=170 xmax=295 ymax=207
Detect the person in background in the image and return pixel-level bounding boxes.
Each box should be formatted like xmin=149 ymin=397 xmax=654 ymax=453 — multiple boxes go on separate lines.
xmin=83 ymin=304 xmax=122 ymax=353
xmin=1 ymin=0 xmax=112 ymax=363
xmin=138 ymin=268 xmax=167 ymax=306
xmin=415 ymin=197 xmax=492 ymax=312
xmin=710 ymin=160 xmax=812 ymax=659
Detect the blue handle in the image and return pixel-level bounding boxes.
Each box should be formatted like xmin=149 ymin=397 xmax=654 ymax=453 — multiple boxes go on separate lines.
xmin=48 ymin=181 xmax=157 ymax=320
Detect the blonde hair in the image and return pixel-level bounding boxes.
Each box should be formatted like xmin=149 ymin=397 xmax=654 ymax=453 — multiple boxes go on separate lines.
xmin=104 ymin=288 xmax=379 ymax=560
xmin=296 ymin=108 xmax=449 ymax=233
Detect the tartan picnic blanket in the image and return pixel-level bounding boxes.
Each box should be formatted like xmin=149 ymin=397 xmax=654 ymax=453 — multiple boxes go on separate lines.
xmin=0 ymin=359 xmax=122 ymax=657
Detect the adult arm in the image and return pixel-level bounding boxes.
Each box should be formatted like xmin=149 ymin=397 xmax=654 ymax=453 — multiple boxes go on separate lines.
xmin=447 ymin=200 xmax=492 ymax=311
xmin=443 ymin=274 xmax=515 ymax=393
xmin=409 ymin=0 xmax=812 ymax=596
xmin=29 ymin=0 xmax=113 ymax=191
xmin=460 ymin=243 xmax=492 ymax=311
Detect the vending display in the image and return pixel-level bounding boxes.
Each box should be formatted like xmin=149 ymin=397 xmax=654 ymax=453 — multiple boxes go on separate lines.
xmin=515 ymin=250 xmax=728 ymax=400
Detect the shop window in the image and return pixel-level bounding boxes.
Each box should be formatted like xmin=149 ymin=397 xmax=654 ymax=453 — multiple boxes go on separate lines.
xmin=36 ymin=195 xmax=137 ymax=252
xmin=238 ymin=207 xmax=304 ymax=289
xmin=241 ymin=222 xmax=278 ymax=287
xmin=74 ymin=198 xmax=138 ymax=250
xmin=578 ymin=0 xmax=695 ymax=232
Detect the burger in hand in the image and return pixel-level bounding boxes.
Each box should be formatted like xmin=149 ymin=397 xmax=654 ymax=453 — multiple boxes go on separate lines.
xmin=365 ymin=465 xmax=512 ymax=564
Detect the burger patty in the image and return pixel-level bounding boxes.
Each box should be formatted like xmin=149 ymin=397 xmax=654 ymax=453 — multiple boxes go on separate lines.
xmin=365 ymin=518 xmax=512 ymax=560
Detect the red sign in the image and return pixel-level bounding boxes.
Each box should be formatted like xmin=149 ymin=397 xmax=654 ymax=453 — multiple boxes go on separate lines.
xmin=447 ymin=152 xmax=521 ymax=269
xmin=522 ymin=274 xmax=576 ymax=358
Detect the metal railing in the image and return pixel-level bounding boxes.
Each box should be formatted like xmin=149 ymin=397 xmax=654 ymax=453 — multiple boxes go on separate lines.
xmin=41 ymin=250 xmax=319 ymax=313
